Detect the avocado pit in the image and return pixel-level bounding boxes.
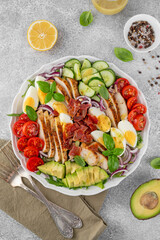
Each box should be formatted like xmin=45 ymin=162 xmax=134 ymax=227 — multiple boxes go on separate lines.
xmin=140 ymin=192 xmax=159 ymax=210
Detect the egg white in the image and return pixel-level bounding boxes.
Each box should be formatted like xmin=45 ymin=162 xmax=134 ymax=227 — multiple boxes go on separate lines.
xmin=91 ymin=130 xmax=106 ymax=147
xmin=22 ymin=86 xmax=39 ymax=113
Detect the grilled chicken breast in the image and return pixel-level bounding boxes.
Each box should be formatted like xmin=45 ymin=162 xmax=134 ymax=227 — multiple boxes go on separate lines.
xmin=66 ymin=77 xmax=79 ymax=99
xmin=54 ymin=76 xmax=72 ymax=98
xmin=44 ymin=111 xmax=55 ymax=158
xmin=102 ymin=98 xmax=118 ymax=127
xmin=109 ymin=92 xmax=121 ymax=123
xmin=37 ymin=109 xmax=50 ymax=153
xmin=80 ymin=143 xmax=99 ymax=166
xmin=49 ymin=115 xmax=61 ymax=162
xmin=96 ymin=152 xmax=108 ymax=170
xmin=114 ymin=91 xmax=128 ymax=120
xmin=55 ymin=117 xmax=68 ymax=164
xmin=56 ymin=83 xmax=70 ymax=105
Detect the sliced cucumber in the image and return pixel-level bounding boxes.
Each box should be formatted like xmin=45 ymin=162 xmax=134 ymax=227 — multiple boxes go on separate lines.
xmin=65 ymin=58 xmax=81 ymax=68
xmin=82 ymin=72 xmax=101 ymax=84
xmin=100 ymin=69 xmax=116 ymax=87
xmin=62 ymin=67 xmax=75 ymax=79
xmin=91 ymin=95 xmax=101 ymax=102
xmin=79 ymin=82 xmax=95 ymax=97
xmin=74 ymin=63 xmax=81 ymax=80
xmin=88 ymin=78 xmax=105 ymax=94
xmin=81 ymin=59 xmax=91 ymax=70
xmin=81 ymin=67 xmax=97 ymax=78
xmin=92 ymin=60 xmax=109 ymax=71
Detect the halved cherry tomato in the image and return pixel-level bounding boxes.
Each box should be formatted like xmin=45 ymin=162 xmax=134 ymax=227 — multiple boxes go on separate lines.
xmin=22 ymin=121 xmax=39 ymax=138
xmin=24 ymin=146 xmax=39 ymax=158
xmin=18 ymin=114 xmax=30 ymax=122
xmin=26 ymin=157 xmax=44 ymax=172
xmin=133 ymin=114 xmax=146 ymax=131
xmin=127 ymin=97 xmax=137 ymax=110
xmin=17 ymin=137 xmax=28 ymax=151
xmin=122 ymin=85 xmax=138 ymax=100
xmin=28 ymin=137 xmax=44 ymax=151
xmin=115 ymin=78 xmax=130 ymax=92
xmin=128 ymin=108 xmax=139 ymax=123
xmin=132 ymin=103 xmax=147 ymax=114
xmin=12 ymin=120 xmax=25 ymax=138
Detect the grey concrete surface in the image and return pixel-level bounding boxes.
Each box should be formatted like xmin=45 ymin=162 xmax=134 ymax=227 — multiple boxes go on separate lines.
xmin=0 ymin=0 xmax=160 ymax=239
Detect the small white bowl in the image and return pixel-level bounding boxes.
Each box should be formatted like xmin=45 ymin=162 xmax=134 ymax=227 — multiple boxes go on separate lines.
xmin=124 ymin=14 xmax=160 ymax=53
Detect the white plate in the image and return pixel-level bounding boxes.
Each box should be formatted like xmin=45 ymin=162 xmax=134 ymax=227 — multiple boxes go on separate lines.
xmin=10 ymin=55 xmax=150 ymax=196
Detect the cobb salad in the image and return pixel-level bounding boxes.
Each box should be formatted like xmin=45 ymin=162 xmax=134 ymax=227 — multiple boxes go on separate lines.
xmin=10 ymin=58 xmax=147 ymax=189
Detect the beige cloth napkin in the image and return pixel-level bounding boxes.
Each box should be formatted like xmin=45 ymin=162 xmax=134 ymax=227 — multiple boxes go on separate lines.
xmin=0 ymin=139 xmax=107 ymax=240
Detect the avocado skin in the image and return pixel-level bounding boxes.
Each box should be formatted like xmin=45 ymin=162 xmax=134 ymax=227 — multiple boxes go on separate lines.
xmin=130 ymin=179 xmax=160 ymax=220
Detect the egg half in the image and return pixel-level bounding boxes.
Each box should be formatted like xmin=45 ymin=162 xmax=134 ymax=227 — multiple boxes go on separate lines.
xmin=118 ymin=120 xmax=137 ymax=148
xmin=91 ymin=130 xmax=106 ymax=147
xmin=110 ymin=128 xmax=126 ymax=155
xmin=89 ymin=107 xmax=111 ymax=132
xmin=35 ymin=76 xmax=48 ymax=105
xmin=22 ymin=86 xmax=39 ymax=113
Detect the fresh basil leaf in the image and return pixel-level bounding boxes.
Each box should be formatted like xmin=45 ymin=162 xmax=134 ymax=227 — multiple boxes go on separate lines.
xmin=103 ymin=133 xmax=115 ymax=150
xmin=50 ymin=81 xmax=56 ymax=94
xmin=80 ymin=10 xmax=93 ymax=27
xmin=150 ymin=158 xmax=160 ymax=169
xmin=22 ymin=79 xmax=35 ymax=97
xmin=53 ymin=92 xmax=65 ymax=102
xmin=114 ymin=47 xmax=134 ymax=62
xmin=45 ymin=92 xmax=53 ymax=104
xmin=108 ymin=155 xmax=119 ymax=172
xmin=7 ymin=112 xmax=23 ymax=117
xmin=26 ymin=105 xmax=37 ymax=121
xmin=36 ymin=170 xmax=41 ymax=175
xmin=37 ymin=81 xmax=50 ymax=93
xmin=99 ymin=86 xmax=109 ymax=100
xmin=113 ymin=148 xmax=124 ymax=156
xmin=102 ymin=150 xmax=113 ymax=156
xmin=74 ymin=156 xmax=86 ymax=167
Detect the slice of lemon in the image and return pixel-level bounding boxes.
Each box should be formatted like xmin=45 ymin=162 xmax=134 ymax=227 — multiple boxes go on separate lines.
xmin=27 ymin=20 xmax=58 ymax=51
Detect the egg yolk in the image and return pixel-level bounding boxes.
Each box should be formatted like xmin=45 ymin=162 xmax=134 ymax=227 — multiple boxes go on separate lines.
xmin=124 ymin=131 xmax=136 ymax=147
xmin=23 ymin=97 xmax=35 ymax=112
xmin=113 ymin=137 xmax=124 ymax=149
xmin=97 ymin=115 xmax=111 ymax=132
xmin=52 ymin=102 xmax=68 ymax=114
xmin=38 ymin=88 xmax=47 ymax=104
xmin=97 ymin=137 xmax=106 ymax=147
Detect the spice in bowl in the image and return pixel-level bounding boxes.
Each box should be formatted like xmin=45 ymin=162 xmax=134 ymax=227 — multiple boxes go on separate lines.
xmin=128 ymin=21 xmax=155 ymax=49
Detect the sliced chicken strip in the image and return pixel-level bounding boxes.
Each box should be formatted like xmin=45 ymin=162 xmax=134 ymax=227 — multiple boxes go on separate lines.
xmin=56 ymin=83 xmax=70 ymax=105
xmin=49 ymin=115 xmax=61 ymax=162
xmin=109 ymin=92 xmax=121 ymax=123
xmin=102 ymin=97 xmax=118 ymax=127
xmin=80 ymin=143 xmax=99 ymax=166
xmin=96 ymin=152 xmax=108 ymax=170
xmin=55 ymin=117 xmax=68 ymax=164
xmin=44 ymin=111 xmax=55 ymax=158
xmin=37 ymin=109 xmax=50 ymax=153
xmin=114 ymin=91 xmax=128 ymax=120
xmin=66 ymin=77 xmax=80 ymax=99
xmin=54 ymin=76 xmax=72 ymax=98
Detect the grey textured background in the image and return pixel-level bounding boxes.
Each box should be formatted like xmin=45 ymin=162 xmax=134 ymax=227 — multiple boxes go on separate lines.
xmin=0 ymin=0 xmax=160 ymax=239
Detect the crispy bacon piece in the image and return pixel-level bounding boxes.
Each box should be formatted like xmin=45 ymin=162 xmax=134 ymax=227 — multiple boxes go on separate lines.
xmin=69 ymin=144 xmax=81 ymax=157
xmin=68 ymin=99 xmax=81 ymax=118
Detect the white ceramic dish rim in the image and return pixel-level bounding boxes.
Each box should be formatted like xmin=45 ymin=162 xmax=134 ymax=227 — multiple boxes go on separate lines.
xmin=10 ymin=55 xmax=150 ymax=196
xmin=124 ymin=14 xmax=160 ymax=53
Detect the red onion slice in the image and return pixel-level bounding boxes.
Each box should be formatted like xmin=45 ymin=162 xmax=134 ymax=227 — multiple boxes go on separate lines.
xmin=91 ymin=100 xmax=100 ymax=108
xmin=130 ymin=153 xmax=138 ymax=163
xmin=99 ymin=98 xmax=106 ymax=111
xmin=110 ymin=168 xmax=128 ymax=179
xmin=50 ymin=64 xmax=64 ymax=72
xmin=130 ymin=148 xmax=139 ymax=154
xmin=123 ymin=151 xmax=132 ymax=165
xmin=39 ymin=151 xmax=48 ymax=158
xmin=38 ymin=105 xmax=56 ymax=116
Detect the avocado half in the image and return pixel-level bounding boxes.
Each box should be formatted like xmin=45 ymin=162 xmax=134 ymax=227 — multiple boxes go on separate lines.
xmin=130 ymin=179 xmax=160 ymax=220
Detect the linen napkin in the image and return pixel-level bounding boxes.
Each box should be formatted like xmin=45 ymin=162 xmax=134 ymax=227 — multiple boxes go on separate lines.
xmin=0 ymin=139 xmax=107 ymax=240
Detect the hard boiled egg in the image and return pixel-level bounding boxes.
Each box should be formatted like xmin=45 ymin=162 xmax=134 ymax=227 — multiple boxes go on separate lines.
xmin=89 ymin=107 xmax=111 ymax=132
xmin=110 ymin=128 xmax=126 ymax=156
xmin=118 ymin=120 xmax=137 ymax=148
xmin=91 ymin=130 xmax=106 ymax=147
xmin=22 ymin=86 xmax=39 ymax=113
xmin=35 ymin=76 xmax=47 ymax=105
xmin=59 ymin=113 xmax=73 ymax=124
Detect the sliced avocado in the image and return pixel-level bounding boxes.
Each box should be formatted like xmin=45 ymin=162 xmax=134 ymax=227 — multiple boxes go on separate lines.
xmin=65 ymin=161 xmax=82 ymax=175
xmin=65 ymin=161 xmax=71 ymax=175
xmin=38 ymin=161 xmax=65 ymax=179
xmin=93 ymin=166 xmax=101 ymax=183
xmin=100 ymin=169 xmax=109 ymax=181
xmin=72 ymin=172 xmax=80 ymax=187
xmin=88 ymin=166 xmax=95 ymax=185
xmin=76 ymin=168 xmax=86 ymax=186
xmin=130 ymin=179 xmax=160 ymax=220
xmin=66 ymin=174 xmax=74 ymax=188
xmin=62 ymin=178 xmax=68 ymax=187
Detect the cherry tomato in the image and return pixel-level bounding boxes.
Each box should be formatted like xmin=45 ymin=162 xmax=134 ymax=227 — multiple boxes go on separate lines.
xmin=127 ymin=97 xmax=137 ymax=110
xmin=17 ymin=137 xmax=28 ymax=151
xmin=12 ymin=120 xmax=25 ymax=138
xmin=122 ymin=85 xmax=138 ymax=100
xmin=132 ymin=103 xmax=147 ymax=114
xmin=133 ymin=114 xmax=146 ymax=131
xmin=22 ymin=121 xmax=39 ymax=138
xmin=115 ymin=78 xmax=130 ymax=92
xmin=28 ymin=137 xmax=44 ymax=151
xmin=128 ymin=108 xmax=139 ymax=123
xmin=24 ymin=146 xmax=39 ymax=158
xmin=26 ymin=157 xmax=44 ymax=172
xmin=18 ymin=114 xmax=30 ymax=122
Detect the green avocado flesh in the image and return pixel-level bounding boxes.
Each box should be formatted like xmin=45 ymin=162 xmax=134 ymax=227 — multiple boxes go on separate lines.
xmin=65 ymin=161 xmax=82 ymax=175
xmin=38 ymin=161 xmax=65 ymax=179
xmin=130 ymin=179 xmax=160 ymax=220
